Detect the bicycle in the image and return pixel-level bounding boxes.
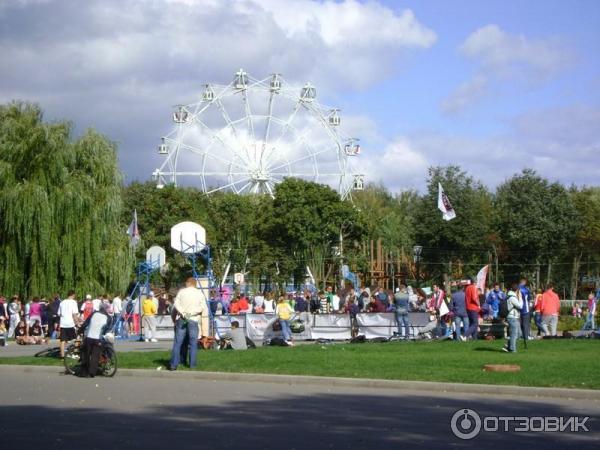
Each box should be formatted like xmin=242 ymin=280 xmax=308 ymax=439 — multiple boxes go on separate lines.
xmin=34 ymin=346 xmax=61 ymax=358
xmin=63 ymin=335 xmax=118 ymax=377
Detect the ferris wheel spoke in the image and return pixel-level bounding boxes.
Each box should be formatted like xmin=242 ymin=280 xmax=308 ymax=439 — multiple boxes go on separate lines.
xmin=261 ymin=89 xmax=276 ymax=169
xmin=214 ymin=97 xmax=252 ymax=162
xmin=267 ymin=142 xmax=337 ymax=173
xmin=177 ymin=141 xmax=248 ymax=172
xmin=262 ymin=101 xmax=302 ymax=166
xmin=205 ymin=175 xmax=253 ymax=195
xmin=262 ymin=124 xmax=313 ymax=169
xmin=175 ymin=119 xmax=250 ymax=169
xmin=242 ymin=89 xmax=257 ymax=148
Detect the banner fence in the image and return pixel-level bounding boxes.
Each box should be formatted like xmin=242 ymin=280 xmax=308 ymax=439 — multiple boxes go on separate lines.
xmin=150 ymin=312 xmax=434 ymax=342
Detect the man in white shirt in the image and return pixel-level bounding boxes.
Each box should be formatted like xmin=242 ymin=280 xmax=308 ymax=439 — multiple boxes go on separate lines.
xmin=111 ymin=294 xmax=122 ymax=334
xmin=59 ymin=290 xmax=80 ymax=358
xmin=169 ymin=278 xmax=210 ymax=370
xmin=112 ymin=295 xmax=122 ymax=315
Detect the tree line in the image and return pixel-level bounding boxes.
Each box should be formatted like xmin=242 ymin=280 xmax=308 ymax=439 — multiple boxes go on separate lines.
xmin=1 ymin=102 xmax=598 ymax=299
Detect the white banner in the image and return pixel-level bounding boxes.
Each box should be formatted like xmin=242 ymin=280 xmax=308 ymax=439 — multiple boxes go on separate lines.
xmin=154 ymin=315 xmax=174 ymax=339
xmin=357 ymin=313 xmax=435 ymax=339
xmin=245 ymin=313 xmax=280 ymax=341
xmin=357 ymin=313 xmax=396 ymax=339
xmin=310 ymin=314 xmax=352 ymax=340
xmin=149 ymin=312 xmax=434 ymax=341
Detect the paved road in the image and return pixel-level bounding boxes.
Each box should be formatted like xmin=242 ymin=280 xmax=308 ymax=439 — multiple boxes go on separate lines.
xmin=0 ymin=367 xmax=597 ymax=450
xmin=0 ymin=339 xmax=173 ymax=357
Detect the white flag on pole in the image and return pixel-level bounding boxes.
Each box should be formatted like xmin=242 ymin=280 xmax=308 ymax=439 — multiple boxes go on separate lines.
xmin=476 ymin=265 xmax=489 ymax=293
xmin=437 ymin=183 xmax=456 ymax=221
xmin=126 ymin=209 xmax=140 ymax=247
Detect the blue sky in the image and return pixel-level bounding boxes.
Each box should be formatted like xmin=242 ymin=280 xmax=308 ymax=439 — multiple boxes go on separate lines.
xmin=1 ymin=0 xmax=598 ymax=193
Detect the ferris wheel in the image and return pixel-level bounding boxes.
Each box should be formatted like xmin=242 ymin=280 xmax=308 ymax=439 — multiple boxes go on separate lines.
xmin=152 ymin=70 xmax=364 ymax=199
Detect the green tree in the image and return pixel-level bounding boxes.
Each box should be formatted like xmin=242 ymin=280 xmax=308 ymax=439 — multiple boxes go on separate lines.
xmin=494 ymin=169 xmax=578 ymax=288
xmin=414 ymin=166 xmax=494 ymax=283
xmin=569 ymin=187 xmax=600 ymax=297
xmin=267 ymin=178 xmax=366 ymax=287
xmin=0 ymin=102 xmax=132 ymax=297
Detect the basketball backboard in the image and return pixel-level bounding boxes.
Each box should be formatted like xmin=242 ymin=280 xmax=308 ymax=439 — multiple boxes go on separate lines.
xmin=170 ymin=221 xmax=206 ymax=254
xmin=146 ymin=245 xmax=166 ymax=268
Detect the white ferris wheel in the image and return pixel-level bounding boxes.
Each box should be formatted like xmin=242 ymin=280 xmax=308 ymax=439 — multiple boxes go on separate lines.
xmin=152 ymin=70 xmax=364 ymax=199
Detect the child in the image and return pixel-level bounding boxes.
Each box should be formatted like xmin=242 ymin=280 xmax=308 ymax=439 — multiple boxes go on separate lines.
xmin=572 ymin=302 xmax=582 ymax=318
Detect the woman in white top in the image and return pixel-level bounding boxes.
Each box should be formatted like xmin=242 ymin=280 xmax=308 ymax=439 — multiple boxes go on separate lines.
xmin=263 ymin=294 xmax=275 ymax=314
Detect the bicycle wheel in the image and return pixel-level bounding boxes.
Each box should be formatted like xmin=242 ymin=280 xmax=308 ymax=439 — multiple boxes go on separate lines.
xmin=99 ymin=347 xmax=117 ymax=377
xmin=63 ymin=344 xmax=81 ymax=375
xmin=34 ymin=347 xmax=60 ymax=358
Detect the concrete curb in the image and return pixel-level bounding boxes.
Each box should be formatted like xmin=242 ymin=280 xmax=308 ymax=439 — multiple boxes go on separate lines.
xmin=1 ymin=364 xmax=599 ymax=401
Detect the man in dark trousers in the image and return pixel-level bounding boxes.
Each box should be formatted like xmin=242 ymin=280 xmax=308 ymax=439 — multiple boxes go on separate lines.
xmin=464 ymin=278 xmax=480 ymax=340
xmin=78 ymin=303 xmax=112 ymax=378
xmin=46 ymin=294 xmax=61 ymax=338
xmin=519 ymin=278 xmax=532 ymax=342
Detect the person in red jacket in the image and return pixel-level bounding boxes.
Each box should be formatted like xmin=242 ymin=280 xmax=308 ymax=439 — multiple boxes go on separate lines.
xmin=464 ymin=278 xmax=480 ymax=340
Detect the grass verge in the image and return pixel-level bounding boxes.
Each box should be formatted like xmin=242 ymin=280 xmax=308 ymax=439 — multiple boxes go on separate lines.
xmin=1 ymin=339 xmax=598 ymax=389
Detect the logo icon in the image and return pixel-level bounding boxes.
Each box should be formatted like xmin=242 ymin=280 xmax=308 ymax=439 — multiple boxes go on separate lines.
xmin=451 ymin=409 xmax=482 ymax=440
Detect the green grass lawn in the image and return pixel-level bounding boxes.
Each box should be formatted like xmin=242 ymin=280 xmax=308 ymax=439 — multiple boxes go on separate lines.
xmin=1 ymin=339 xmax=599 ymax=389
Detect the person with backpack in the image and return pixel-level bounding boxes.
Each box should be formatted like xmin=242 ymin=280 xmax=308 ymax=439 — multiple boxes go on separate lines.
xmin=503 ymin=283 xmax=523 ymax=353
xmin=80 ymin=295 xmax=94 ymax=322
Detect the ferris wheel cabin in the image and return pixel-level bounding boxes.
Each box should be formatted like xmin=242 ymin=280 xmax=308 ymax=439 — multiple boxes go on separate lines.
xmin=353 ymin=175 xmax=365 ymax=191
xmin=300 ymin=83 xmax=316 ymax=102
xmin=270 ymin=73 xmax=282 ymax=91
xmin=328 ymin=109 xmax=341 ymax=126
xmin=234 ymin=69 xmax=248 ymax=89
xmin=173 ymin=106 xmax=189 ymax=123
xmin=202 ymin=84 xmax=215 ymax=102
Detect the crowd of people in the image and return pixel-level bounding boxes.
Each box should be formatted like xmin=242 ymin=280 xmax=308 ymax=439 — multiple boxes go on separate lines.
xmin=0 ymin=278 xmax=597 ymax=355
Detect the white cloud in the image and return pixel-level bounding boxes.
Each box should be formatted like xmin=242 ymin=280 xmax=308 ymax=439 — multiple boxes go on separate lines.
xmin=0 ymin=0 xmax=437 ymax=186
xmin=460 ymin=24 xmax=570 ymax=77
xmin=442 ymin=24 xmax=572 ymax=114
xmin=360 ymin=103 xmax=600 ymax=192
xmin=441 ymin=74 xmax=487 ymax=115
xmin=360 ymin=138 xmax=429 ymax=191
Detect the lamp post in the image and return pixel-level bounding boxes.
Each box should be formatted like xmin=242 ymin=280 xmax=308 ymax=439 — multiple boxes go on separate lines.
xmin=413 ymin=245 xmax=423 ymax=288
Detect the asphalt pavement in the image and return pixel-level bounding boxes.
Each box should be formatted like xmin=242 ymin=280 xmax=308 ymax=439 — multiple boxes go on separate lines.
xmin=0 ymin=365 xmax=597 ymax=450
xmin=0 ymin=338 xmax=172 ymax=357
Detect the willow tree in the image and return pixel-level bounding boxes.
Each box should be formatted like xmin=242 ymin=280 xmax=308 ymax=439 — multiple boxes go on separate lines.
xmin=0 ymin=102 xmax=132 ymax=297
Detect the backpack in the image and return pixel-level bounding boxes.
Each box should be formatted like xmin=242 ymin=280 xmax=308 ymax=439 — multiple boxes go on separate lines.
xmin=125 ymin=300 xmax=134 ymax=315
xmin=498 ymin=295 xmax=515 ymax=320
xmin=82 ymin=301 xmax=94 ymax=320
